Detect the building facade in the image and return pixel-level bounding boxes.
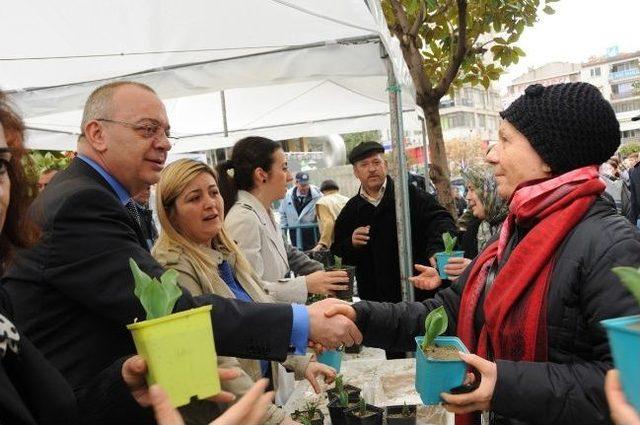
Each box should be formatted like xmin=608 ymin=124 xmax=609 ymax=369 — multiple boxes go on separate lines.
xmin=438 ymin=84 xmax=503 ymax=142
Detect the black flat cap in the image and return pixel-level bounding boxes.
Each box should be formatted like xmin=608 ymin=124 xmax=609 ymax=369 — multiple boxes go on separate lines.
xmin=348 ymin=141 xmax=385 ymax=164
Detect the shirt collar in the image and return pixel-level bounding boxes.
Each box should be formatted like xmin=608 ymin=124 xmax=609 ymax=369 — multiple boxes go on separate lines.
xmin=359 ymin=178 xmax=387 ymax=205
xmin=78 ymin=155 xmax=131 ymax=205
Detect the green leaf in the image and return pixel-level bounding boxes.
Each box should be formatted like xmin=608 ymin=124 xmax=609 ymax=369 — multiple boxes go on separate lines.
xmin=422 ymin=306 xmax=448 ymax=349
xmin=442 ymin=232 xmax=457 ymax=254
xmin=494 ymin=37 xmax=507 ymax=45
xmin=612 ymin=267 xmax=640 ymax=306
xmin=130 ymin=258 xmax=182 ymax=320
xmin=543 ymin=5 xmax=555 ymax=14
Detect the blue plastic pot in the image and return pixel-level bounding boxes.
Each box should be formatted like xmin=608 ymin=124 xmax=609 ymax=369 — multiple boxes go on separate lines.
xmin=415 ymin=336 xmax=468 ymax=405
xmin=601 ymin=315 xmax=640 ymax=412
xmin=318 ymin=349 xmax=344 ymax=372
xmin=434 ymin=251 xmax=465 ymax=279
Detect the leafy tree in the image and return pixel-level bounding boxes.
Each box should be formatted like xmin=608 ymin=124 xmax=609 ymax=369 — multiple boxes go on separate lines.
xmin=382 ymin=0 xmax=556 ymax=216
xmin=619 ymin=142 xmax=640 ymax=158
xmin=341 ymin=130 xmax=382 ymax=155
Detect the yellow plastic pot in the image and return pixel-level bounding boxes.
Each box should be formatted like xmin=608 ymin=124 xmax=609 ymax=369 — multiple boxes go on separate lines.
xmin=127 ymin=305 xmax=220 ymax=407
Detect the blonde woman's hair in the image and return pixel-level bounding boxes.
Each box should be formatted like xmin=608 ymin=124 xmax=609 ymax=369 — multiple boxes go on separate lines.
xmin=153 ymin=159 xmax=253 ymax=292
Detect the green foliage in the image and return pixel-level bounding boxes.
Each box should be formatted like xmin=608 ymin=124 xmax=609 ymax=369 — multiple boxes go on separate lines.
xmin=130 ymin=258 xmax=182 ymax=320
xmin=402 ymin=401 xmax=410 ymax=416
xmin=342 ymin=130 xmax=382 ymax=155
xmin=422 ymin=306 xmax=448 ymax=350
xmin=333 ymin=255 xmax=343 ymax=269
xmin=442 ymin=232 xmax=457 ymax=254
xmin=612 ymin=267 xmax=640 ymax=306
xmin=29 ymin=150 xmax=71 ymax=174
xmin=381 ymin=0 xmax=556 ymax=93
xmin=304 ymin=401 xmax=318 ymax=420
xmin=335 ymin=374 xmax=344 ymax=393
xmin=619 ymin=142 xmax=640 ymax=158
xmin=357 ymin=397 xmax=367 ymax=416
xmin=338 ymin=389 xmax=349 ymax=408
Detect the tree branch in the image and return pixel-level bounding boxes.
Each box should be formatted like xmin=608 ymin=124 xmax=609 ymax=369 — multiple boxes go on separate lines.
xmin=434 ymin=0 xmax=468 ymax=99
xmin=408 ymin=1 xmax=426 ymax=37
xmin=389 ymin=0 xmax=410 ymax=34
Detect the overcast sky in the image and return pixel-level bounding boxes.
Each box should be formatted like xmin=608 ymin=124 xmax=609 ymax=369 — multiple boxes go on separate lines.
xmin=499 ymin=0 xmax=640 ymax=90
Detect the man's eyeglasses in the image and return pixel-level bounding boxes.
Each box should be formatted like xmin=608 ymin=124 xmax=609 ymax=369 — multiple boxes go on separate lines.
xmin=96 ymin=119 xmax=177 ymax=141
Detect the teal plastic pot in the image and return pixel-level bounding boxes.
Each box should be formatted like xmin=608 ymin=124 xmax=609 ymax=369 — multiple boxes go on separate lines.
xmin=415 ymin=336 xmax=468 ymax=405
xmin=318 ymin=349 xmax=343 ymax=372
xmin=434 ymin=251 xmax=465 ymax=279
xmin=601 ymin=315 xmax=640 ymax=412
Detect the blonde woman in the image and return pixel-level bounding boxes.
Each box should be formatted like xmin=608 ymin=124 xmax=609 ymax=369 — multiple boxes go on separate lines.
xmin=153 ymin=159 xmax=335 ymax=425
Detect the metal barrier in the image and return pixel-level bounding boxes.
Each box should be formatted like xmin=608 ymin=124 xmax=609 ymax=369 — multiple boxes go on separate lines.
xmin=281 ymin=223 xmax=320 ymax=250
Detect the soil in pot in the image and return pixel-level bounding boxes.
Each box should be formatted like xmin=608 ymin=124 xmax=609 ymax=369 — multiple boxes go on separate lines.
xmin=291 ymin=409 xmax=324 ymax=425
xmin=345 ymin=343 xmax=362 ymax=354
xmin=386 ymin=404 xmax=417 ymax=425
xmin=328 ymin=384 xmax=361 ymax=403
xmin=345 ymin=403 xmax=384 ymax=425
xmin=327 ymin=265 xmax=355 ymax=301
xmin=423 ymin=344 xmax=459 ymax=360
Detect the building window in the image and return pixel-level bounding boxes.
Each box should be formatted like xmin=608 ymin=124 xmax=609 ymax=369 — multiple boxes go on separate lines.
xmin=478 ymin=114 xmax=486 ymax=128
xmin=612 ymin=99 xmax=640 ymax=113
xmin=442 ymin=112 xmax=475 ymax=129
xmin=590 ymin=67 xmax=601 ymax=77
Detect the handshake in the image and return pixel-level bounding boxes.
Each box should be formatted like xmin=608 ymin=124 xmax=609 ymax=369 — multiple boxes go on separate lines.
xmin=306 ymin=298 xmax=361 ymax=349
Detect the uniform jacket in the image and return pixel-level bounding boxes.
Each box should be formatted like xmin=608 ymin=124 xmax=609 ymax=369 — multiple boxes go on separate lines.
xmin=352 ymin=197 xmax=640 ymax=425
xmin=225 ymin=190 xmax=322 ymax=303
xmin=332 ymin=176 xmax=457 ymax=302
xmin=2 ymin=159 xmax=295 ymax=423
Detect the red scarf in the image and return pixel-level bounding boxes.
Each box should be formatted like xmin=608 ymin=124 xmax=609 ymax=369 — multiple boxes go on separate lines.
xmin=455 ymin=166 xmax=604 ymax=424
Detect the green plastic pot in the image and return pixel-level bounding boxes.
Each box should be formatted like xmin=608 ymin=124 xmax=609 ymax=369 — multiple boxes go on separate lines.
xmin=127 ymin=305 xmax=220 ymax=407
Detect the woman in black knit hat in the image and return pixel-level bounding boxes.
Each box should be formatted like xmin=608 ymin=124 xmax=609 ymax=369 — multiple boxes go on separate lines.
xmin=321 ymin=82 xmax=640 ymax=425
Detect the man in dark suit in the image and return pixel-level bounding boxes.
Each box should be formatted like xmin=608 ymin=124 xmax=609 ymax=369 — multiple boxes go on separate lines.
xmin=2 ymin=81 xmax=360 ymax=423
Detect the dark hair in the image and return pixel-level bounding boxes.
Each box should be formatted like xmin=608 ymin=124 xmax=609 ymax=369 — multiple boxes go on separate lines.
xmin=216 ymin=136 xmax=282 ymax=215
xmin=320 ymin=179 xmax=339 ymax=192
xmin=0 ymin=92 xmax=40 ymax=274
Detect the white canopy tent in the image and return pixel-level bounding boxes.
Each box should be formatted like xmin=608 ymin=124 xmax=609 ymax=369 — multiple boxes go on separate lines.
xmin=1 ymin=0 xmax=418 ymax=152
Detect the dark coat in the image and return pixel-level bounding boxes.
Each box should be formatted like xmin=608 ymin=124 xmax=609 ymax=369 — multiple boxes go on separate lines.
xmin=352 ymin=197 xmax=640 ymax=425
xmin=2 ymin=159 xmax=294 ymax=424
xmin=331 ymin=176 xmax=457 ymax=302
xmin=626 ymin=163 xmax=640 ymax=224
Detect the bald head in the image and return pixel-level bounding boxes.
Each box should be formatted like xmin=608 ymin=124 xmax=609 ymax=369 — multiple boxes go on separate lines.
xmin=80 ymin=81 xmax=156 ymax=136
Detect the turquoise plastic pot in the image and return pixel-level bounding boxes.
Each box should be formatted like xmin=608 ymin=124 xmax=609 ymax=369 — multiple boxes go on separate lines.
xmin=601 ymin=315 xmax=640 ymax=412
xmin=415 ymin=336 xmax=468 ymax=405
xmin=318 ymin=349 xmax=343 ymax=372
xmin=434 ymin=251 xmax=465 ymax=279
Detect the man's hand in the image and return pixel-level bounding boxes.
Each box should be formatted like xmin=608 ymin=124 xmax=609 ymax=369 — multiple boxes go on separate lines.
xmin=408 ymin=264 xmax=442 ymax=290
xmin=351 ymin=226 xmax=370 ymax=247
xmin=443 ymin=257 xmax=471 ymax=281
xmin=151 ymin=378 xmax=273 ymax=425
xmin=307 ymin=298 xmax=362 ymax=348
xmin=606 ymin=369 xmax=640 ymax=425
xmin=440 ymin=352 xmax=496 ymax=414
xmin=304 ymin=361 xmax=337 ymax=394
xmin=122 ymin=356 xmax=237 ymax=407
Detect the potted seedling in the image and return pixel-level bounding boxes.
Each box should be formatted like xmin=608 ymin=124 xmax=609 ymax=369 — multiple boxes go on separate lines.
xmin=327 ymin=374 xmax=361 ymax=403
xmin=344 ymin=396 xmax=384 ymax=425
xmin=601 ymin=266 xmax=640 ymax=412
xmin=386 ymin=402 xmax=417 ymax=425
xmin=328 ymin=385 xmax=359 ymax=425
xmin=317 ymin=344 xmax=345 ymax=372
xmin=126 ymin=258 xmax=220 ymax=407
xmin=291 ymin=401 xmax=324 ymax=425
xmin=434 ymin=232 xmax=464 ymax=279
xmin=328 ymin=256 xmax=356 ymax=301
xmin=414 ymin=306 xmax=468 ymax=405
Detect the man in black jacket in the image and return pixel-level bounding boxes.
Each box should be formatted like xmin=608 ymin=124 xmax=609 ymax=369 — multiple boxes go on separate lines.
xmin=331 ymin=141 xmax=457 ymax=304
xmin=2 ymin=81 xmax=359 ymax=424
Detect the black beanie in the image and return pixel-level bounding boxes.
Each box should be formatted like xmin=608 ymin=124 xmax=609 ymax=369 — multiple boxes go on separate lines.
xmin=500 ymin=82 xmax=620 ymax=175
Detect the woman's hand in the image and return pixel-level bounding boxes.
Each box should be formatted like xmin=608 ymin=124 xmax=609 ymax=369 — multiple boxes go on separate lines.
xmin=304 ymin=360 xmax=337 ymax=393
xmin=440 ymin=352 xmax=497 ymax=414
xmin=151 ymin=378 xmax=273 ymax=425
xmin=443 ymin=257 xmax=472 ymax=281
xmin=408 ymin=264 xmax=442 ymax=290
xmin=306 ymin=270 xmax=349 ymax=296
xmin=605 ymin=369 xmax=640 ymax=425
xmin=121 ymin=356 xmax=238 ymax=407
